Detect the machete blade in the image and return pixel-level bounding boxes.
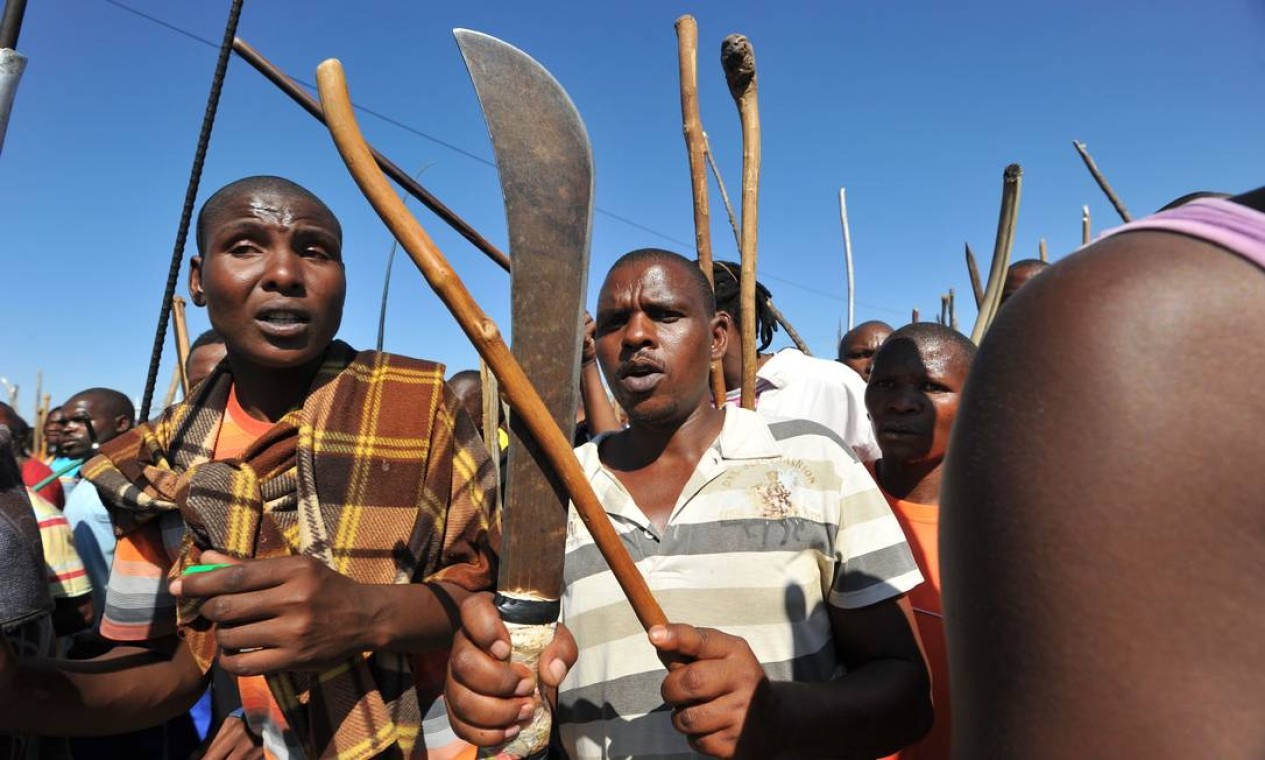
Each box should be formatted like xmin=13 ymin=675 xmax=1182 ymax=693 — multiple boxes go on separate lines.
xmin=455 ymin=29 xmax=594 ymax=604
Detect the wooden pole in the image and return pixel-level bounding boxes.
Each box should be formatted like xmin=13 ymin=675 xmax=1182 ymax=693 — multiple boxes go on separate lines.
xmin=970 ymin=164 xmax=1023 ymax=344
xmin=965 ymin=242 xmax=984 ymax=309
xmin=839 ymin=188 xmax=855 ymax=331
xmin=675 ymin=16 xmax=727 ymax=409
xmin=171 ymin=295 xmax=192 ymax=396
xmin=949 ymin=289 xmax=958 ymax=332
xmin=480 ymin=359 xmax=501 ymax=515
xmin=1039 ymin=238 xmax=1049 ymax=263
xmin=1072 ymin=140 xmax=1132 ymax=222
xmin=939 ymin=295 xmax=949 ymax=325
xmin=765 ymin=300 xmax=811 ymax=355
xmin=316 ymin=59 xmax=667 ymax=632
xmin=1082 ymin=205 xmax=1091 ymax=246
xmin=703 ymin=131 xmax=741 ymax=250
xmin=704 ymin=129 xmax=807 ymax=354
xmin=721 ymin=34 xmax=761 ymax=410
xmin=911 ymin=308 xmax=920 ymax=323
xmin=161 ymin=364 xmax=181 ymax=411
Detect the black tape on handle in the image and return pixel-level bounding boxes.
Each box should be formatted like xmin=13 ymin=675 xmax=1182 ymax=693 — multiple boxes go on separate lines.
xmin=494 ymin=594 xmax=560 ymax=626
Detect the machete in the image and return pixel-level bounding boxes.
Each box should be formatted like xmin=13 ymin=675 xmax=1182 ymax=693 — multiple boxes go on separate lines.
xmin=455 ymin=29 xmax=591 ymax=758
xmin=0 ymin=0 xmax=29 ymax=156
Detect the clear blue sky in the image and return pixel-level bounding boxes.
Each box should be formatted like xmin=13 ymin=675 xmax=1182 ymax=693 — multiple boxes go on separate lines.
xmin=3 ymin=0 xmax=1263 ymax=417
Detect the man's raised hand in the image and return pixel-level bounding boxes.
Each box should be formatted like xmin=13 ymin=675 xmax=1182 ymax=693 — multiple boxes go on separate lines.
xmin=444 ymin=592 xmax=577 ymax=747
xmin=650 ymin=624 xmax=772 ymax=760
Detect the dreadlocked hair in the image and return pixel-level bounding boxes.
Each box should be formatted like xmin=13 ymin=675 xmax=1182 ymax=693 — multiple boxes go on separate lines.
xmin=711 ymin=260 xmax=778 ymax=351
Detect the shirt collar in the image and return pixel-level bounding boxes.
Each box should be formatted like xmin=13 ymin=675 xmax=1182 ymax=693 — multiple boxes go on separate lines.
xmin=753 ymin=348 xmax=802 ymax=390
xmin=715 ymin=407 xmax=781 ymax=460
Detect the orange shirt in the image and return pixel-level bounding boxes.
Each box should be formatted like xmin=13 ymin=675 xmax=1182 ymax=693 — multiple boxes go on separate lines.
xmin=213 ymin=388 xmax=295 ymax=757
xmin=871 ymin=465 xmax=950 ymax=760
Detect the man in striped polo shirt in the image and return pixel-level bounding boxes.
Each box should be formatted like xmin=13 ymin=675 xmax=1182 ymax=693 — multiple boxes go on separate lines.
xmin=446 ymin=249 xmax=931 ymax=759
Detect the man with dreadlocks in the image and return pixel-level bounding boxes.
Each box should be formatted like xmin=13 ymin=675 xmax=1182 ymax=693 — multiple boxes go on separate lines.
xmin=0 ymin=176 xmax=496 ymax=760
xmin=711 ymin=260 xmax=880 ymax=461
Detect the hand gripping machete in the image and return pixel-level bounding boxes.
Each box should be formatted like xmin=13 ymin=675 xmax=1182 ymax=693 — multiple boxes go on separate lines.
xmin=456 ymin=30 xmax=592 ymax=759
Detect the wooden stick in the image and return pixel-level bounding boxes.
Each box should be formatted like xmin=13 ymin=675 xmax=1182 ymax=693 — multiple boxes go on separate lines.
xmin=30 ymin=370 xmax=41 ymax=456
xmin=1082 ymin=205 xmax=1091 ymax=246
xmin=939 ymin=295 xmax=949 ymax=325
xmin=970 ymin=164 xmax=1023 ymax=344
xmin=171 ymin=295 xmax=192 ymax=396
xmin=1072 ymin=140 xmax=1131 ymax=222
xmin=232 ymin=37 xmax=512 ymax=274
xmin=161 ymin=364 xmax=180 ymax=410
xmin=315 ymin=59 xmax=667 ymax=632
xmin=765 ymin=300 xmax=811 ymax=354
xmin=965 ymin=242 xmax=984 ymax=309
xmin=911 ymin=308 xmax=919 ymax=324
xmin=949 ymin=289 xmax=958 ymax=332
xmin=1039 ymin=238 xmax=1049 ymax=263
xmin=480 ymin=359 xmax=501 ymax=515
xmin=675 ymin=16 xmax=727 ymax=409
xmin=703 ymin=131 xmax=741 ymax=250
xmin=839 ymin=188 xmax=855 ymax=331
xmin=704 ymin=129 xmax=808 ymax=354
xmin=722 ymin=34 xmax=761 ymax=411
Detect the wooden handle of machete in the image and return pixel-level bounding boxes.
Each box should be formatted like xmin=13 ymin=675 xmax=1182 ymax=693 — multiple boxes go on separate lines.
xmin=675 ymin=16 xmax=727 ymax=409
xmin=722 ymin=34 xmax=761 ymax=410
xmin=315 ymin=59 xmax=667 ymax=633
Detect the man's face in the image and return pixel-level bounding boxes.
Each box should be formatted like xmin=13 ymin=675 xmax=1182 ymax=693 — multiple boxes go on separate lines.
xmin=186 ymin=342 xmax=229 ymax=389
xmin=838 ymin=324 xmax=892 ymax=381
xmin=594 ymin=260 xmax=725 ymax=427
xmin=60 ymin=395 xmax=128 ymax=459
xmin=865 ymin=339 xmax=967 ymax=465
xmin=189 ymin=189 xmax=346 ymax=371
xmin=43 ymin=409 xmax=65 ymax=452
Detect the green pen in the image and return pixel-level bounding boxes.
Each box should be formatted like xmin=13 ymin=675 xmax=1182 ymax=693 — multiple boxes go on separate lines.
xmin=182 ymin=563 xmax=231 ymax=576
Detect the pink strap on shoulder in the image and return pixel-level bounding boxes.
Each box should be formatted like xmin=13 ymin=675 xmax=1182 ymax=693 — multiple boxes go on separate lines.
xmin=1101 ymin=198 xmax=1265 ymax=271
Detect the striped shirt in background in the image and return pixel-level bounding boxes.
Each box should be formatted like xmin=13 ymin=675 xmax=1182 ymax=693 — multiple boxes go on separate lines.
xmin=28 ymin=489 xmax=92 ymax=601
xmin=557 ymin=408 xmax=922 ymax=759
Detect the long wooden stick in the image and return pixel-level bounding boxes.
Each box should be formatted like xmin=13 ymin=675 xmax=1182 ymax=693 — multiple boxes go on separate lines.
xmin=232 ymin=37 xmax=512 ymax=274
xmin=911 ymin=308 xmax=919 ymax=324
xmin=722 ymin=34 xmax=761 ymax=410
xmin=703 ymin=132 xmax=741 ymax=249
xmin=839 ymin=188 xmax=855 ymax=331
xmin=316 ymin=59 xmax=666 ymax=632
xmin=1082 ymin=205 xmax=1091 ymax=246
xmin=949 ymin=289 xmax=958 ymax=332
xmin=171 ymin=295 xmax=191 ymax=396
xmin=965 ymin=242 xmax=984 ymax=309
xmin=704 ymin=130 xmax=808 ymax=354
xmin=161 ymin=364 xmax=181 ymax=410
xmin=675 ymin=16 xmax=727 ymax=409
xmin=1072 ymin=140 xmax=1131 ymax=222
xmin=1039 ymin=238 xmax=1048 ymax=263
xmin=970 ymin=164 xmax=1023 ymax=344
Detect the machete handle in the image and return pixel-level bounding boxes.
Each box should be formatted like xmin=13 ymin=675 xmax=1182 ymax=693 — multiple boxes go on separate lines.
xmin=315 ymin=58 xmax=668 ymax=633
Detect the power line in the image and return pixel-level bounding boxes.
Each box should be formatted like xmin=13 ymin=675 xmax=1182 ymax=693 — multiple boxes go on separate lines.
xmin=103 ymin=0 xmax=891 ymax=313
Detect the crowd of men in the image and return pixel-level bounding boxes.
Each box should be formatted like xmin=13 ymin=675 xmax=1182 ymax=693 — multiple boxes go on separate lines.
xmin=0 ymin=175 xmax=1260 ymax=759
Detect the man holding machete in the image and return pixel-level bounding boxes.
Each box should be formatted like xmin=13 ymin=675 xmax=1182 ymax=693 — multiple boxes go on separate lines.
xmin=446 ymin=249 xmax=931 ymax=759
xmin=0 ymin=176 xmax=497 ymax=760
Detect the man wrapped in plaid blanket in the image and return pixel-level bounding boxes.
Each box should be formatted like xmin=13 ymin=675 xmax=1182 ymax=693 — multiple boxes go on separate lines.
xmin=0 ymin=177 xmax=497 ymax=760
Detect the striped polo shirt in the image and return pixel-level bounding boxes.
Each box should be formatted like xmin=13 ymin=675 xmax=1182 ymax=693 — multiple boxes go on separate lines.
xmin=557 ymin=407 xmax=922 ymax=759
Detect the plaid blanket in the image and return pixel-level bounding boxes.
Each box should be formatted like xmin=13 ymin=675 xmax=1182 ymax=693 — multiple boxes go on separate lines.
xmin=85 ymin=341 xmax=496 ymax=759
